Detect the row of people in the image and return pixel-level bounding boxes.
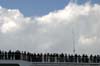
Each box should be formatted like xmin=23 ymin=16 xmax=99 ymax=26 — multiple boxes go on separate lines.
xmin=0 ymin=50 xmax=100 ymax=63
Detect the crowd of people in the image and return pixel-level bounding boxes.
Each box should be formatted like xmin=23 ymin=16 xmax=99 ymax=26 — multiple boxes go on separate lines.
xmin=0 ymin=50 xmax=100 ymax=63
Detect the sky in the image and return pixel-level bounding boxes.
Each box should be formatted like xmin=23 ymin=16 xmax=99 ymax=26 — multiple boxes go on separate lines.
xmin=0 ymin=0 xmax=100 ymax=55
xmin=0 ymin=0 xmax=69 ymax=16
xmin=0 ymin=0 xmax=99 ymax=16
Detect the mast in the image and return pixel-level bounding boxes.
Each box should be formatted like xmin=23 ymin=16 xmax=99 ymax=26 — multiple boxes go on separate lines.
xmin=72 ymin=27 xmax=75 ymax=54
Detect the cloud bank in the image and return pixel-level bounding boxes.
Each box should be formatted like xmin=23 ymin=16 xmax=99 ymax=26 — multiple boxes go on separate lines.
xmin=0 ymin=3 xmax=100 ymax=54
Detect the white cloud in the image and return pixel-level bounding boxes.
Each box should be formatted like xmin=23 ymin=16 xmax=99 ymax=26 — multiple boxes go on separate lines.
xmin=79 ymin=35 xmax=96 ymax=45
xmin=0 ymin=3 xmax=100 ymax=54
xmin=1 ymin=21 xmax=18 ymax=33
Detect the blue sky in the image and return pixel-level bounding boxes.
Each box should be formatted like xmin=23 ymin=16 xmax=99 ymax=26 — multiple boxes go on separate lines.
xmin=0 ymin=0 xmax=100 ymax=17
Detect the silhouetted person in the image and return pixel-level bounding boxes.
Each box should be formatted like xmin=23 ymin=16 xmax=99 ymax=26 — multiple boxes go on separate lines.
xmin=15 ymin=50 xmax=21 ymax=60
xmin=8 ymin=50 xmax=12 ymax=60
xmin=90 ymin=54 xmax=93 ymax=63
xmin=36 ymin=53 xmax=42 ymax=62
xmin=85 ymin=55 xmax=89 ymax=63
xmin=46 ymin=53 xmax=50 ymax=62
xmin=78 ymin=55 xmax=81 ymax=63
xmin=65 ymin=54 xmax=68 ymax=62
xmin=49 ymin=54 xmax=52 ymax=62
xmin=32 ymin=53 xmax=36 ymax=62
xmin=36 ymin=53 xmax=40 ymax=62
xmin=4 ymin=51 xmax=7 ymax=60
xmin=97 ymin=55 xmax=100 ymax=63
xmin=27 ymin=52 xmax=31 ymax=61
xmin=31 ymin=54 xmax=34 ymax=62
xmin=82 ymin=54 xmax=85 ymax=63
xmin=68 ymin=54 xmax=71 ymax=62
xmin=59 ymin=53 xmax=64 ymax=62
xmin=53 ymin=53 xmax=56 ymax=62
xmin=49 ymin=54 xmax=55 ymax=62
xmin=1 ymin=51 xmax=4 ymax=60
xmin=0 ymin=50 xmax=1 ymax=60
xmin=55 ymin=53 xmax=59 ymax=62
xmin=39 ymin=53 xmax=43 ymax=62
xmin=75 ymin=54 xmax=78 ymax=62
xmin=23 ymin=51 xmax=27 ymax=61
xmin=30 ymin=53 xmax=32 ymax=61
xmin=70 ymin=54 xmax=74 ymax=62
xmin=93 ymin=55 xmax=97 ymax=63
xmin=11 ymin=51 xmax=14 ymax=60
xmin=44 ymin=53 xmax=47 ymax=62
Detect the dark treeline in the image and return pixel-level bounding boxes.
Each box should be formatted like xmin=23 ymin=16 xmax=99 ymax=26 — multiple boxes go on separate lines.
xmin=0 ymin=50 xmax=100 ymax=63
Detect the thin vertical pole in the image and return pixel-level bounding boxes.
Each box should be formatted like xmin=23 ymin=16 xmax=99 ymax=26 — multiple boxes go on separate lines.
xmin=72 ymin=25 xmax=75 ymax=54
